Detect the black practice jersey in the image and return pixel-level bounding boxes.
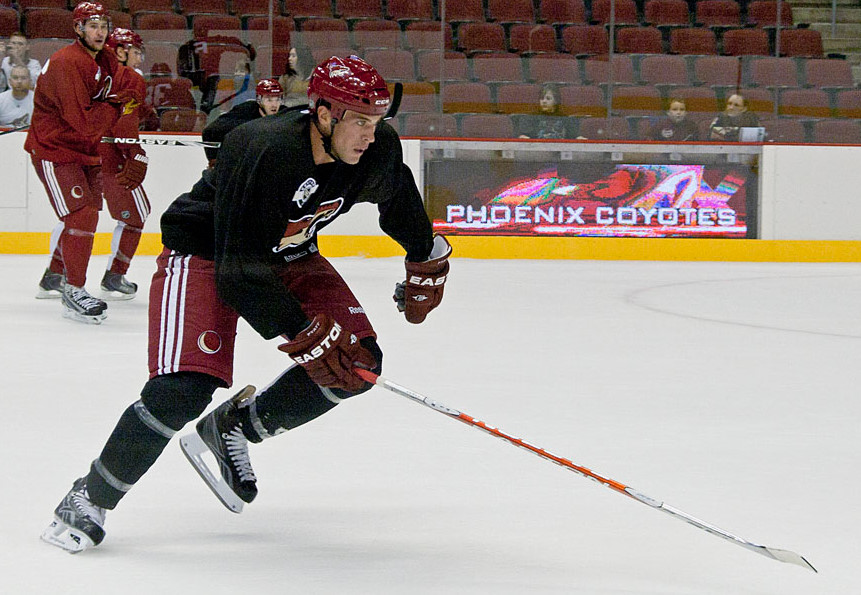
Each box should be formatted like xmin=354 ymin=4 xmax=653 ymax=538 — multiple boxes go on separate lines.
xmin=166 ymin=109 xmax=434 ymax=340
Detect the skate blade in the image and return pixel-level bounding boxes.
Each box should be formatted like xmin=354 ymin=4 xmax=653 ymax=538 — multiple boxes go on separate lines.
xmin=179 ymin=433 xmax=245 ymax=514
xmin=35 ymin=289 xmax=62 ymax=300
xmin=62 ymin=308 xmax=107 ymax=325
xmin=100 ymin=289 xmax=136 ymax=301
xmin=40 ymin=518 xmax=95 ymax=554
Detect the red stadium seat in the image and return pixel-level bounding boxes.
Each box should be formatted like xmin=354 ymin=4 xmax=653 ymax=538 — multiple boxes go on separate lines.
xmin=612 ymin=85 xmax=664 ymax=116
xmin=127 ymin=0 xmax=175 ymax=16
xmin=722 ymin=28 xmax=769 ymax=55
xmin=441 ymin=82 xmax=493 ymax=113
xmin=179 ymin=1 xmax=230 ymax=16
xmin=538 ymin=0 xmax=586 ymax=25
xmin=457 ymin=22 xmax=506 ymax=55
xmin=143 ymin=43 xmax=181 ymax=76
xmin=246 ymin=15 xmax=294 ymax=47
xmin=747 ymin=56 xmax=799 ymax=88
xmin=496 ymin=83 xmax=543 ymax=114
xmin=363 ymin=48 xmax=415 ymax=81
xmin=834 ymin=89 xmax=861 ymax=118
xmin=693 ymin=55 xmax=741 ymax=87
xmin=404 ymin=20 xmax=454 ymax=50
xmin=695 ymin=0 xmax=741 ymax=28
xmin=231 ymin=0 xmax=278 ymax=18
xmin=459 ymin=113 xmax=515 ymax=138
xmin=285 ymin=0 xmax=334 ymax=19
xmin=671 ymin=86 xmax=719 ymax=116
xmin=416 ymin=49 xmax=468 ymax=81
xmin=108 ymin=10 xmax=131 ymax=29
xmin=739 ymin=87 xmax=776 ymax=115
xmin=746 ymin=1 xmax=793 ymax=27
xmin=591 ymin=0 xmax=639 ymax=25
xmin=638 ymin=54 xmax=690 ymax=86
xmin=387 ymin=0 xmax=434 ymax=23
xmin=811 ymin=119 xmax=861 ymax=144
xmin=561 ymin=25 xmax=608 ymax=56
xmin=445 ymin=0 xmax=485 ymax=24
xmin=644 ymin=0 xmax=690 ymax=27
xmin=669 ymin=27 xmax=718 ymax=54
xmin=527 ymin=53 xmax=581 ymax=84
xmin=470 ymin=52 xmax=524 ymax=83
xmin=147 ymin=76 xmax=197 ymax=111
xmin=353 ymin=19 xmax=402 ymax=50
xmin=160 ymin=108 xmax=207 ymax=132
xmin=615 ymin=27 xmax=664 ymax=54
xmin=24 ymin=8 xmax=74 ymax=39
xmin=778 ymin=28 xmax=823 ymax=58
xmin=577 ymin=116 xmax=630 ymax=139
xmin=401 ymin=113 xmax=458 ymax=137
xmin=508 ymin=23 xmax=558 ymax=54
xmin=804 ymin=58 xmax=854 ymax=89
xmin=27 ymin=37 xmax=71 ymax=64
xmin=135 ymin=12 xmax=188 ymax=31
xmin=18 ymin=0 xmax=67 ymax=9
xmin=299 ymin=18 xmax=350 ymax=49
xmin=397 ymin=81 xmax=438 ymax=113
xmin=487 ymin=0 xmax=535 ymax=25
xmin=760 ymin=118 xmax=806 ymax=142
xmin=0 ymin=7 xmax=19 ymax=37
xmin=192 ymin=15 xmax=242 ymax=38
xmin=582 ymin=55 xmax=635 ymax=85
xmin=778 ymin=88 xmax=831 ymax=118
xmin=559 ymin=84 xmax=606 ymax=117
xmin=336 ymin=0 xmax=384 ymax=22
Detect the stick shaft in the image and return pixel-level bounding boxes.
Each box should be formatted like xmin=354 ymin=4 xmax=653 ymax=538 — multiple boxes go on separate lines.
xmin=354 ymin=369 xmax=815 ymax=573
xmin=101 ymin=136 xmax=221 ymax=148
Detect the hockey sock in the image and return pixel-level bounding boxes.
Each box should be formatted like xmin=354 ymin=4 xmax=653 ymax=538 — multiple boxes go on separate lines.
xmin=86 ymin=373 xmax=221 ymax=509
xmin=251 ymin=337 xmax=383 ymax=437
xmin=59 ymin=207 xmax=99 ymax=287
xmin=48 ymin=222 xmax=64 ymax=275
xmin=108 ymin=222 xmax=142 ymax=276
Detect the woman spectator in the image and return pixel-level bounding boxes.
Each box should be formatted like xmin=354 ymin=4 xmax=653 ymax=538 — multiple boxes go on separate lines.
xmin=709 ymin=93 xmax=760 ymax=142
xmin=278 ymin=47 xmax=313 ymax=108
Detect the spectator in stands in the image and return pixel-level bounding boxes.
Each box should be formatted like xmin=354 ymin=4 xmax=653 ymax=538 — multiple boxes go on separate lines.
xmin=3 ymin=32 xmax=42 ymax=89
xmin=278 ymin=47 xmax=313 ymax=108
xmin=232 ymin=56 xmax=256 ymax=104
xmin=516 ymin=83 xmax=576 ymax=139
xmin=709 ymin=93 xmax=760 ymax=142
xmin=0 ymin=64 xmax=35 ymax=127
xmin=646 ymin=97 xmax=700 ymax=142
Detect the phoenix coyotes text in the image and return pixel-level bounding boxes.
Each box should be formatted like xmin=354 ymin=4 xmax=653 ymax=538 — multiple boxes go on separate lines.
xmin=446 ymin=205 xmax=738 ymax=227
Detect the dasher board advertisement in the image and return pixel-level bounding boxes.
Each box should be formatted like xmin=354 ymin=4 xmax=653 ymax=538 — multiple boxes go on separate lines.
xmin=427 ymin=162 xmax=756 ymax=239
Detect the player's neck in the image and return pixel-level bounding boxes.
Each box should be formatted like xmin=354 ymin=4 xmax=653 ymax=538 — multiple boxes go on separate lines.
xmin=12 ymin=88 xmax=28 ymax=100
xmin=310 ymin=120 xmax=335 ymax=165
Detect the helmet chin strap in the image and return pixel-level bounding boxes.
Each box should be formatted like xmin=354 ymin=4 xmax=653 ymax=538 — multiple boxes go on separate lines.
xmin=313 ymin=116 xmax=344 ymax=164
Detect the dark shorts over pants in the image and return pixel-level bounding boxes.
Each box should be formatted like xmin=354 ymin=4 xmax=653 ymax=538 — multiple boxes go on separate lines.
xmin=148 ymin=248 xmax=375 ymax=388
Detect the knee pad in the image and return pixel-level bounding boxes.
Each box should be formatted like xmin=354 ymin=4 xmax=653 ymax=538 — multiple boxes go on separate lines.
xmin=140 ymin=372 xmax=221 ymax=431
xmin=63 ymin=205 xmax=99 ymax=234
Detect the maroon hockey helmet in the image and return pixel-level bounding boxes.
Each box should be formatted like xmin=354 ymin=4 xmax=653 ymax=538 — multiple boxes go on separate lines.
xmin=256 ymin=78 xmax=284 ymax=97
xmin=308 ymin=55 xmax=390 ymax=122
xmin=73 ymin=2 xmax=110 ymax=26
xmin=105 ymin=27 xmax=144 ymax=52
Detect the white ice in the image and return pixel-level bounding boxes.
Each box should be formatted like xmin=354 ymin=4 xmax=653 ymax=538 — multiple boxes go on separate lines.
xmin=3 ymin=254 xmax=860 ymax=594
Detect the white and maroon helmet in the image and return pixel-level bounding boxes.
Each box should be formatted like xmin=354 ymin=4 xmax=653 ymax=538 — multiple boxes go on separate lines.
xmin=308 ymin=55 xmax=390 ymax=122
xmin=72 ymin=1 xmax=110 ymax=26
xmin=255 ymin=78 xmax=284 ymax=98
xmin=105 ymin=27 xmax=144 ymax=53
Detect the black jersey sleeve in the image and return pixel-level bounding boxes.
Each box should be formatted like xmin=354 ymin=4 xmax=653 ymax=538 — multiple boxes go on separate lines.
xmin=358 ymin=123 xmax=435 ymax=262
xmin=212 ymin=120 xmax=311 ymax=340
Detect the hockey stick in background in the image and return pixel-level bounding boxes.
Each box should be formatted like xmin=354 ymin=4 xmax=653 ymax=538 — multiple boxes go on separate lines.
xmin=101 ymin=136 xmax=221 ymax=148
xmin=0 ymin=124 xmax=29 ymax=136
xmin=384 ymin=82 xmax=403 ymax=121
xmin=354 ymin=369 xmax=817 ymax=573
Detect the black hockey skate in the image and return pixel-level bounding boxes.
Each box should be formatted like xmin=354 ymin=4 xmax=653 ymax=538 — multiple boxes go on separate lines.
xmin=41 ymin=477 xmax=106 ymax=554
xmin=62 ymin=284 xmax=107 ymax=324
xmin=180 ymin=386 xmax=259 ymax=513
xmin=36 ymin=268 xmax=64 ymax=299
xmin=100 ymin=271 xmax=138 ymax=301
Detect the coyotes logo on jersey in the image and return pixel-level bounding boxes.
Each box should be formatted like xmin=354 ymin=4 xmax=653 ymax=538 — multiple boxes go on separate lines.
xmin=273 ymin=198 xmax=344 ymax=253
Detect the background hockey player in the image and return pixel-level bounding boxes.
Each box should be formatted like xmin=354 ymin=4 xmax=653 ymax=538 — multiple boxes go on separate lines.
xmin=26 ymin=2 xmax=143 ymax=322
xmin=41 ymin=55 xmax=451 ymax=553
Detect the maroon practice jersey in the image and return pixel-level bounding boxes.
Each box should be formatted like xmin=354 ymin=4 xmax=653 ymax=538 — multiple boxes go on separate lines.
xmin=25 ymin=39 xmax=120 ymax=165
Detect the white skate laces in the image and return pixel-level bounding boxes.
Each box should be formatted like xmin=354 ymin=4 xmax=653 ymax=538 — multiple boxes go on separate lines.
xmin=223 ymin=427 xmax=256 ymax=483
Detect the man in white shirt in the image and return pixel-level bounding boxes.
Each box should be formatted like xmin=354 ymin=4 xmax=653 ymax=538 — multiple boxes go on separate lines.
xmin=2 ymin=33 xmax=42 ymax=88
xmin=0 ymin=64 xmax=34 ymax=127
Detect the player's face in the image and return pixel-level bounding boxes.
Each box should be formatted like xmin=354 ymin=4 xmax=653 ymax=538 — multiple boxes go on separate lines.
xmin=78 ymin=19 xmax=110 ymax=52
xmin=124 ymin=46 xmax=144 ymax=70
xmin=330 ymin=110 xmax=382 ymax=165
xmin=258 ymin=95 xmax=282 ymax=116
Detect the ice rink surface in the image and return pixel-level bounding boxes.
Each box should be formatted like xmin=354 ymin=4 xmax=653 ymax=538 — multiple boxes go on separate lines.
xmin=2 ymin=253 xmax=860 ymax=594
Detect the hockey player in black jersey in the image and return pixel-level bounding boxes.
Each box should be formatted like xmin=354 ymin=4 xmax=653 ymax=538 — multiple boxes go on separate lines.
xmin=42 ymin=56 xmax=452 ymax=553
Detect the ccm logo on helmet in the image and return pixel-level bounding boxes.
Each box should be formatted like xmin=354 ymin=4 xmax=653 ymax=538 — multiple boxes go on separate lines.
xmin=408 ymin=274 xmax=446 ymax=287
xmin=292 ymin=322 xmax=346 ymax=364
